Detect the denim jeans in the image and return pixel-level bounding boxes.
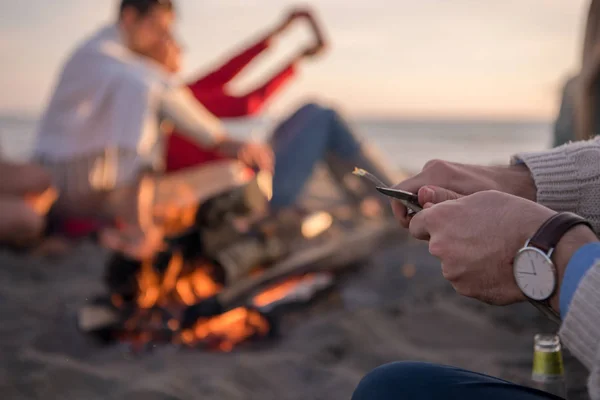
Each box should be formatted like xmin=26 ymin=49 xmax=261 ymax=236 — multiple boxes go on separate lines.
xmin=269 ymin=103 xmax=393 ymax=210
xmin=352 ymin=362 xmax=564 ymax=400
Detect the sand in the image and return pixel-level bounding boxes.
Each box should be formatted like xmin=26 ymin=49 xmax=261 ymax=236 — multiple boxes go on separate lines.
xmin=0 ymin=235 xmax=591 ymax=400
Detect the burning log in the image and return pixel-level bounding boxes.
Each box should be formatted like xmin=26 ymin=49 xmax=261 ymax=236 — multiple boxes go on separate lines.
xmin=250 ymin=272 xmax=335 ymax=313
xmin=181 ymin=220 xmax=395 ymax=328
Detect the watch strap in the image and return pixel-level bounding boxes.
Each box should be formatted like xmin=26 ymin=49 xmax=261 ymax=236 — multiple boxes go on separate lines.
xmin=529 ymin=212 xmax=593 ymax=253
xmin=528 ymin=299 xmax=561 ymax=325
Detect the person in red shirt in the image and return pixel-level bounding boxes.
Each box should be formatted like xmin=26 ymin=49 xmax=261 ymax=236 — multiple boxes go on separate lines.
xmin=165 ymin=9 xmax=324 ymax=172
xmin=153 ymin=9 xmax=395 ymax=212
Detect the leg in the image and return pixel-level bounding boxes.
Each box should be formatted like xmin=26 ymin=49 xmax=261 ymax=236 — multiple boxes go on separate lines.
xmin=269 ymin=103 xmax=395 ymax=209
xmin=352 ymin=362 xmax=563 ymax=400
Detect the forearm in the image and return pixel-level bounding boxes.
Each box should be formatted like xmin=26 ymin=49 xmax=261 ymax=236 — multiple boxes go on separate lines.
xmin=161 ymin=87 xmax=227 ymax=149
xmin=512 ymin=137 xmax=600 ymax=233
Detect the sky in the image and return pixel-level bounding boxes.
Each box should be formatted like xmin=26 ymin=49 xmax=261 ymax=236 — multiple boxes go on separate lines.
xmin=0 ymin=0 xmax=590 ymax=119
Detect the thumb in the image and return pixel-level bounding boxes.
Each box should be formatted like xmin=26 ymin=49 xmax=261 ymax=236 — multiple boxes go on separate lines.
xmin=418 ymin=185 xmax=462 ymax=205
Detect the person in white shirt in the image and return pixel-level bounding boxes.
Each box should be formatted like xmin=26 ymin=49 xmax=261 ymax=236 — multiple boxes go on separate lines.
xmin=35 ymin=0 xmax=273 ymax=231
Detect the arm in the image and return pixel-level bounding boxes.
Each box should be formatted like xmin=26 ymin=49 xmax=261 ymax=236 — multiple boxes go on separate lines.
xmin=512 ymin=136 xmax=600 ymax=233
xmin=198 ymin=61 xmax=297 ymax=118
xmin=188 ymin=35 xmax=273 ymax=92
xmin=160 ymin=86 xmax=227 ymax=148
xmin=161 ymin=86 xmax=275 ymax=171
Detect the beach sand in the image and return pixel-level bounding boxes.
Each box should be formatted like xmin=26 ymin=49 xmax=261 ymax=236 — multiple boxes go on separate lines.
xmin=0 ymin=236 xmax=590 ymax=400
xmin=0 ymin=169 xmax=591 ymax=400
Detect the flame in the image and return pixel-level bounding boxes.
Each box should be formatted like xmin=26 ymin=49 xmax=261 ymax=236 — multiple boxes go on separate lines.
xmin=115 ymin=251 xmax=271 ymax=352
xmin=132 ymin=255 xmax=222 ymax=311
xmin=182 ymin=307 xmax=270 ymax=352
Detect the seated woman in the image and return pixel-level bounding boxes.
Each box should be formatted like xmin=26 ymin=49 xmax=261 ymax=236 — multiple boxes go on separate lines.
xmin=156 ymin=10 xmax=394 ymax=213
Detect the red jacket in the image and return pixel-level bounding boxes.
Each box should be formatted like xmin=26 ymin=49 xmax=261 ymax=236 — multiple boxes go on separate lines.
xmin=165 ymin=38 xmax=296 ymax=172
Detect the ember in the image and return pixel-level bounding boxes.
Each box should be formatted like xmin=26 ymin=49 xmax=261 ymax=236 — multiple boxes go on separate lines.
xmin=180 ymin=307 xmax=270 ymax=352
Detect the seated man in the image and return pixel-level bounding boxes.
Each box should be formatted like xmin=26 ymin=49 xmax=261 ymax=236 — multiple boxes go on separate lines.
xmin=352 ymin=135 xmax=600 ymax=399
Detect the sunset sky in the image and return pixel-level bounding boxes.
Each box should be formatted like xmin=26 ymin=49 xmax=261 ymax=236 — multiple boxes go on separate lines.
xmin=0 ymin=0 xmax=589 ymax=119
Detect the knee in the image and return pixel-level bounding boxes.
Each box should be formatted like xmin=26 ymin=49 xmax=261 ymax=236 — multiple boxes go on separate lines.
xmin=352 ymin=362 xmax=441 ymax=400
xmin=294 ymin=102 xmax=337 ymax=121
xmin=0 ymin=200 xmax=45 ymax=245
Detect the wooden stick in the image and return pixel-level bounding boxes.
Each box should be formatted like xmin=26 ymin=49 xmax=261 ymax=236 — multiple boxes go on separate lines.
xmin=218 ymin=220 xmax=398 ymax=305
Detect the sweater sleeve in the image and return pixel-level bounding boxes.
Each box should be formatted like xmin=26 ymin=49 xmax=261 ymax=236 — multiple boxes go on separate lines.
xmin=188 ymin=38 xmax=270 ymax=92
xmin=511 ymin=137 xmax=600 ymax=233
xmin=559 ymin=262 xmax=600 ymax=400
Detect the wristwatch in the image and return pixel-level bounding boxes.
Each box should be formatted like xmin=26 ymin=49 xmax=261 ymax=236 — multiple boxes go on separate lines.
xmin=513 ymin=212 xmax=593 ymax=324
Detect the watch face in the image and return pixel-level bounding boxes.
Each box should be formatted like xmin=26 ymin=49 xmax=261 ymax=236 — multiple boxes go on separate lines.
xmin=513 ymin=248 xmax=556 ymax=301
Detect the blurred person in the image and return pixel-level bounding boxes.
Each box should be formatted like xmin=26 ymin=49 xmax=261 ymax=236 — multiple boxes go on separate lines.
xmin=555 ymin=0 xmax=600 ymax=145
xmin=34 ymin=0 xmax=395 ymax=249
xmin=353 ymin=136 xmax=600 ymax=399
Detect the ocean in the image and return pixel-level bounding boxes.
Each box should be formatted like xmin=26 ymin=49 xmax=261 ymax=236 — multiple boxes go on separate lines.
xmin=0 ymin=115 xmax=552 ymax=173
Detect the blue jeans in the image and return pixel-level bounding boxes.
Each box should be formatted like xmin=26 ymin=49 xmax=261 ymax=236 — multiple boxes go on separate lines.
xmin=269 ymin=103 xmax=392 ymax=209
xmin=352 ymin=362 xmax=564 ymax=400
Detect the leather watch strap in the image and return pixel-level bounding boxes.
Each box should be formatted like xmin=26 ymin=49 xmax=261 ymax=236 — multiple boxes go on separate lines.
xmin=528 ymin=299 xmax=561 ymax=325
xmin=529 ymin=212 xmax=593 ymax=253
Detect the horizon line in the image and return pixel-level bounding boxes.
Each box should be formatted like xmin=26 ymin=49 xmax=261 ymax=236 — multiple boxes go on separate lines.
xmin=0 ymin=109 xmax=552 ymax=124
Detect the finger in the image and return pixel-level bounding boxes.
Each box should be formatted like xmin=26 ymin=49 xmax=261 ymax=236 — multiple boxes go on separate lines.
xmin=391 ymin=200 xmax=411 ymax=228
xmin=418 ymin=185 xmax=462 ymax=205
xmin=408 ymin=209 xmax=431 ymax=241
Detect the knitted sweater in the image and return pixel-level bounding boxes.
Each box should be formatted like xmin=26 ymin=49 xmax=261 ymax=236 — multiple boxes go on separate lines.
xmin=514 ymin=138 xmax=600 ymax=399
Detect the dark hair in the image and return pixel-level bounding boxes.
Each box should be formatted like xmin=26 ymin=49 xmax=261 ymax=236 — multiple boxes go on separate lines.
xmin=119 ymin=0 xmax=174 ymax=17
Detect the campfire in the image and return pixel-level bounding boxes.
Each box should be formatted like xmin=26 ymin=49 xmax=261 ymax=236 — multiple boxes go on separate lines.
xmin=79 ymin=177 xmax=396 ymax=352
